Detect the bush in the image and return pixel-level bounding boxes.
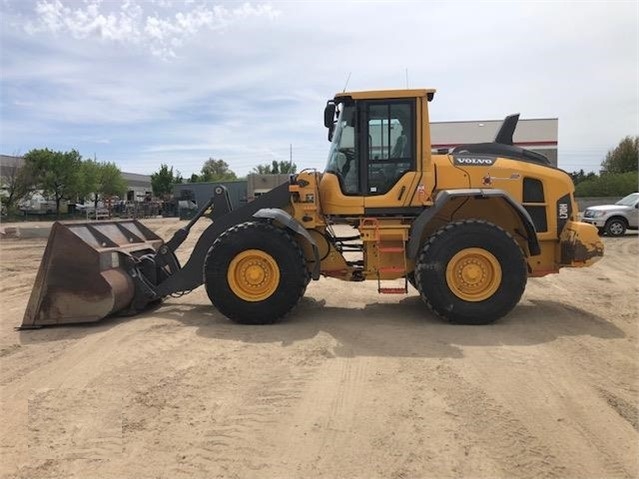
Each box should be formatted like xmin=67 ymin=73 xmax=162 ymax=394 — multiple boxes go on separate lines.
xmin=574 ymin=172 xmax=638 ymax=197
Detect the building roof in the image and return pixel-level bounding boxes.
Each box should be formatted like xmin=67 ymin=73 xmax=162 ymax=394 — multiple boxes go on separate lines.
xmin=121 ymin=172 xmax=151 ymax=182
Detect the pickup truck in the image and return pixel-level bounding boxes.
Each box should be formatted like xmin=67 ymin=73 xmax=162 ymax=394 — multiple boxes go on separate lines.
xmin=582 ymin=192 xmax=639 ymax=236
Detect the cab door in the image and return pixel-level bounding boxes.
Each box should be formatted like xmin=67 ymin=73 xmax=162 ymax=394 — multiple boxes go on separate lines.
xmin=361 ymin=99 xmax=421 ymax=213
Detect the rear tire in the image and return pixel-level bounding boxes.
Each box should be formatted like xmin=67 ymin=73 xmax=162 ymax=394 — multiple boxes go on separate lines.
xmin=204 ymin=221 xmax=308 ymax=324
xmin=416 ymin=219 xmax=527 ymax=325
xmin=604 ymin=217 xmax=626 ymax=237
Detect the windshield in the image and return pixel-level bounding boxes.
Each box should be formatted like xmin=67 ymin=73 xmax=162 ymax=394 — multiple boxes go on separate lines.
xmin=324 ymin=104 xmax=358 ymax=193
xmin=325 ymin=105 xmax=355 ymax=173
xmin=615 ymin=193 xmax=639 ymax=206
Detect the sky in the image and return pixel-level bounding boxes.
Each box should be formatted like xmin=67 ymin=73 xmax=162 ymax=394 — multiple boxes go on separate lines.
xmin=0 ymin=0 xmax=637 ymax=177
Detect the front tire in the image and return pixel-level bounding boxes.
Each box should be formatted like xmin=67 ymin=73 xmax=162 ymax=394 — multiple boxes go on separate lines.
xmin=406 ymin=272 xmax=418 ymax=291
xmin=416 ymin=219 xmax=527 ymax=325
xmin=604 ymin=217 xmax=627 ymax=237
xmin=204 ymin=221 xmax=308 ymax=324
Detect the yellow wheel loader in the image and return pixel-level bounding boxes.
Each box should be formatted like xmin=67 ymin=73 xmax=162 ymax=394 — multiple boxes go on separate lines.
xmin=20 ymin=89 xmax=604 ymax=329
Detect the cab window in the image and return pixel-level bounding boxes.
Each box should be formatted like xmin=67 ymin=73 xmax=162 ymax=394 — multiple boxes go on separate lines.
xmin=365 ymin=101 xmax=414 ymax=195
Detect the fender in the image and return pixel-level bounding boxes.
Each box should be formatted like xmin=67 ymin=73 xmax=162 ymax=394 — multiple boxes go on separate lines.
xmin=407 ymin=188 xmax=541 ymax=259
xmin=253 ymin=208 xmax=321 ymax=280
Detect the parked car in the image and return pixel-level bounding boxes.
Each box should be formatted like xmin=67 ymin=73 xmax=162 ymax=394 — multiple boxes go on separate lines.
xmin=582 ymin=192 xmax=639 ymax=236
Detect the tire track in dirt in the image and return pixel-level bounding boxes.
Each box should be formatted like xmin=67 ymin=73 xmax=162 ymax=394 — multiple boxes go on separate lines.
xmin=27 ymin=387 xmax=124 ymax=462
xmin=421 ymin=361 xmax=569 ymax=479
xmin=189 ymin=372 xmax=312 ymax=472
xmin=266 ymin=356 xmax=375 ymax=477
xmin=528 ymin=300 xmax=638 ymax=478
xmin=0 ymin=318 xmax=199 ymax=475
xmin=120 ymin=356 xmax=323 ymax=477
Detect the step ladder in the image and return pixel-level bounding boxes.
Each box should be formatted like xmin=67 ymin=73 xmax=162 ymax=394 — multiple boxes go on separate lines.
xmin=361 ymin=218 xmax=409 ymax=295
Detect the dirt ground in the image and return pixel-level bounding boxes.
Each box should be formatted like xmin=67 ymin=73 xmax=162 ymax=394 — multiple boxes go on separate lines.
xmin=0 ymin=218 xmax=637 ymax=479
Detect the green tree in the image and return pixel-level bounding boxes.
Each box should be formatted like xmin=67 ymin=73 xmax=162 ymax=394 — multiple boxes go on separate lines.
xmin=0 ymin=159 xmax=33 ymax=212
xmin=99 ymin=162 xmax=127 ymax=199
xmin=276 ymin=160 xmax=297 ymax=174
xmin=251 ymin=160 xmax=297 ymax=175
xmin=252 ymin=163 xmax=273 ymax=174
xmin=600 ymin=136 xmax=638 ymax=174
xmin=79 ymin=160 xmax=127 ymax=209
xmin=200 ymin=158 xmax=237 ymax=182
xmin=187 ymin=173 xmax=200 ymax=183
xmin=78 ymin=159 xmax=101 ymax=206
xmin=151 ymin=164 xmax=179 ymax=198
xmin=569 ymin=169 xmax=597 ymax=186
xmin=23 ymin=148 xmax=82 ymax=216
xmin=574 ymin=172 xmax=637 ymax=197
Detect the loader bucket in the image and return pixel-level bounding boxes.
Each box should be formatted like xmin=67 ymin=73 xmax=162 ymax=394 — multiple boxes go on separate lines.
xmin=21 ymin=220 xmax=164 ymax=328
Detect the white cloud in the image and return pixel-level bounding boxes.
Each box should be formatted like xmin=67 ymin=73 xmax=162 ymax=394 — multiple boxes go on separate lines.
xmin=24 ymin=0 xmax=280 ymax=59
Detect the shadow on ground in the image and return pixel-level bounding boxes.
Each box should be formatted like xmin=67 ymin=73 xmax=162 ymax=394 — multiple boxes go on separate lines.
xmin=18 ymin=293 xmax=625 ymax=360
xmin=145 ymin=294 xmax=625 ymax=359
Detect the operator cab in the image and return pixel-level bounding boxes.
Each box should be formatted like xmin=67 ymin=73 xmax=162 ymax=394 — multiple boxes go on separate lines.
xmin=320 ymin=89 xmax=434 ymax=216
xmin=325 ymin=96 xmax=415 ymax=196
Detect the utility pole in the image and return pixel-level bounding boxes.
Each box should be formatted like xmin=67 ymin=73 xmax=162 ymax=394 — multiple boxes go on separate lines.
xmin=290 ymin=143 xmax=293 ymax=172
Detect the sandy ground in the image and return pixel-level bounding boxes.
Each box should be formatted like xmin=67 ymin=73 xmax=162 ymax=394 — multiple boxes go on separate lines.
xmin=0 ymin=217 xmax=637 ymax=479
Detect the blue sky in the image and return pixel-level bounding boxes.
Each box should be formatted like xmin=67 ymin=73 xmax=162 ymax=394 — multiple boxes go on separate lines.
xmin=1 ymin=0 xmax=637 ymax=177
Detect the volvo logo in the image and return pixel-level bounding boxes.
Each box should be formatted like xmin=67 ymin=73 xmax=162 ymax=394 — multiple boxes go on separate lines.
xmin=453 ymin=156 xmax=497 ymax=166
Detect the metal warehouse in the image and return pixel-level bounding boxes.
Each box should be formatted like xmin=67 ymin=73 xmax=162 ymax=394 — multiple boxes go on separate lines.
xmin=430 ymin=117 xmax=558 ymax=166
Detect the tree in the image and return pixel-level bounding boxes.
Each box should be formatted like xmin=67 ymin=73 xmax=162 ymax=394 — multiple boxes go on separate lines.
xmin=151 ymin=164 xmax=179 ymax=198
xmin=0 ymin=159 xmax=32 ymax=212
xmin=252 ymin=163 xmax=273 ymax=174
xmin=574 ymin=172 xmax=637 ymax=197
xmin=78 ymin=160 xmax=127 ymax=208
xmin=600 ymin=136 xmax=638 ymax=174
xmin=99 ymin=162 xmax=127 ymax=201
xmin=200 ymin=158 xmax=237 ymax=182
xmin=275 ymin=160 xmax=297 ymax=174
xmin=569 ymin=169 xmax=597 ymax=186
xmin=23 ymin=148 xmax=82 ymax=216
xmin=251 ymin=160 xmax=297 ymax=175
xmin=78 ymin=159 xmax=101 ymax=206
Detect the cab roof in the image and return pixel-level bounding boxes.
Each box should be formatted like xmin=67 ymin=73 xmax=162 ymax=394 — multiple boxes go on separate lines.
xmin=334 ymin=88 xmax=436 ymax=101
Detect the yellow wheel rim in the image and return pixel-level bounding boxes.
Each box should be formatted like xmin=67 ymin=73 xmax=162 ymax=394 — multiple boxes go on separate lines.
xmin=445 ymin=248 xmax=502 ymax=302
xmin=227 ymin=249 xmax=280 ymax=302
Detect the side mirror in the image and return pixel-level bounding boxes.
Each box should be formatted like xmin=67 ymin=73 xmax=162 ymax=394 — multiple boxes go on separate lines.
xmin=324 ymin=101 xmax=336 ymax=128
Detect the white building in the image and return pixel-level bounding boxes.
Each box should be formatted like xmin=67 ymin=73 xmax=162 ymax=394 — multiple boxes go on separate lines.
xmin=121 ymin=172 xmax=152 ymax=201
xmin=430 ymin=117 xmax=558 ymax=166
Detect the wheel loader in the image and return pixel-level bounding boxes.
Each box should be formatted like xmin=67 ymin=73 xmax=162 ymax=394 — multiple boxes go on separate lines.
xmin=20 ymin=88 xmax=604 ymax=329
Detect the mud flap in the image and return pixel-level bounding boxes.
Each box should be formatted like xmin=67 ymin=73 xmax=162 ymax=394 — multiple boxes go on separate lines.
xmin=20 ymin=221 xmax=163 ymax=328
